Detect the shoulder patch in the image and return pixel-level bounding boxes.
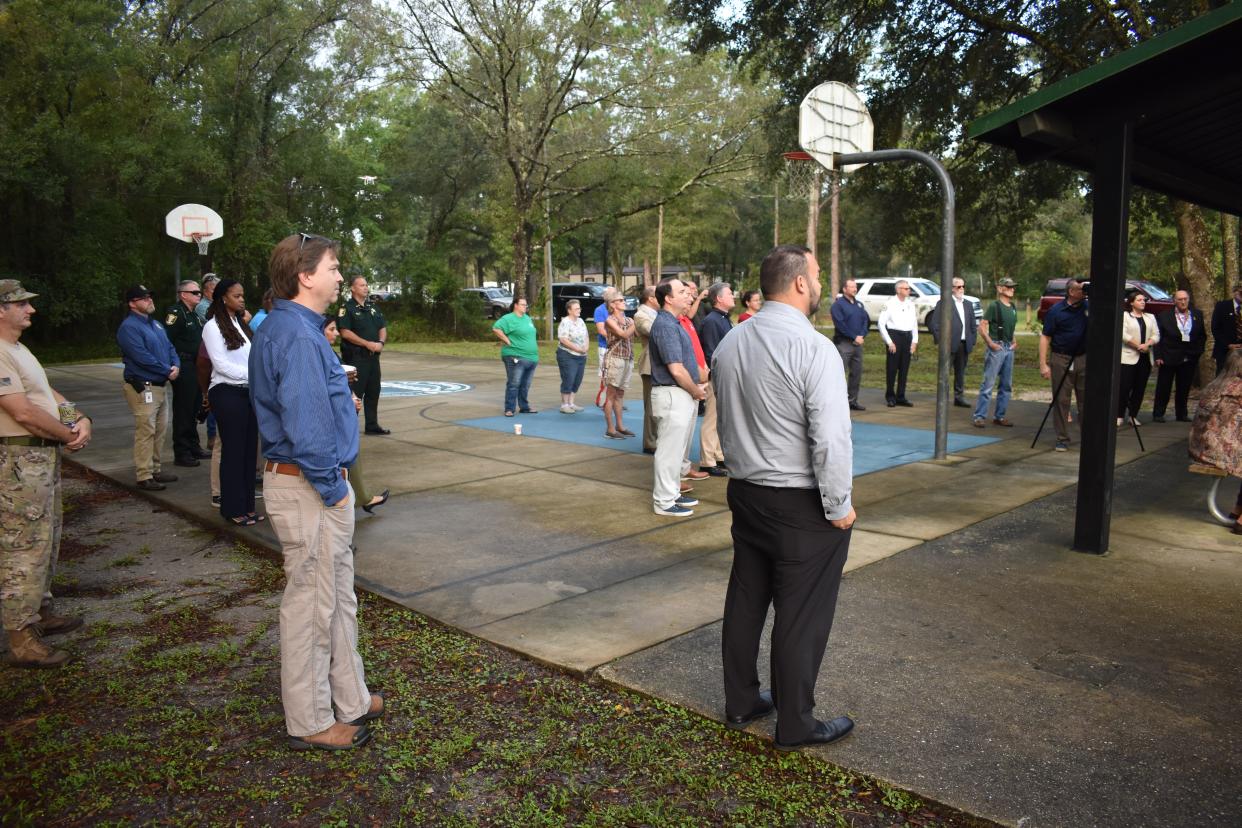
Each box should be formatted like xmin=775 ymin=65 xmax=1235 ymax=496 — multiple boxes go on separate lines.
xmin=165 ymin=313 xmax=178 ymax=325
xmin=338 ymin=306 xmax=346 ymax=317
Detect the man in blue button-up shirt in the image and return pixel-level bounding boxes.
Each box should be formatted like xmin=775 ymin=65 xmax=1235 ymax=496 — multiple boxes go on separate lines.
xmin=249 ymin=233 xmax=379 ymax=752
xmin=829 ymin=278 xmax=869 ymax=411
xmin=116 ymin=285 xmax=180 ymax=490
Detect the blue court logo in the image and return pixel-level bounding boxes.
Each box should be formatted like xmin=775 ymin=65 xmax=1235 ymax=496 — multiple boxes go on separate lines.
xmin=380 ymin=380 xmax=472 ymax=397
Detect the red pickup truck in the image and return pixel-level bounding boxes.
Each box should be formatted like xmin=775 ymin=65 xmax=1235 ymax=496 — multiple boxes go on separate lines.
xmin=1037 ymin=278 xmax=1176 ymax=321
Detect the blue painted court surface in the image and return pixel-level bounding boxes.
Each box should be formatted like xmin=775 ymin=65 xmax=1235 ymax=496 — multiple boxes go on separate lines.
xmin=457 ymin=402 xmax=998 ymax=476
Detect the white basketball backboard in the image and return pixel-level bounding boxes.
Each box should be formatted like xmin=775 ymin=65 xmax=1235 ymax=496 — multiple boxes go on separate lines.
xmin=165 ymin=203 xmax=224 ymax=244
xmin=799 ymin=82 xmax=874 ymax=173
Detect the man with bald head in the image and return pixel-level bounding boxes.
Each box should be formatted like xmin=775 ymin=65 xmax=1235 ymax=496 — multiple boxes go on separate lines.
xmin=1152 ymin=290 xmax=1206 ymax=423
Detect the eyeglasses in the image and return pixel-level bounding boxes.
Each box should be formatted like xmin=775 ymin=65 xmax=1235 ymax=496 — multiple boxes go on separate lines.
xmin=298 ymin=232 xmax=331 ymax=249
xmin=181 ymin=290 xmax=202 ymax=296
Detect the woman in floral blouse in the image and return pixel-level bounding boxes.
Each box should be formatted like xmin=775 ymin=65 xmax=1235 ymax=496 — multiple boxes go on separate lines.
xmin=1189 ymin=349 xmax=1242 ymax=535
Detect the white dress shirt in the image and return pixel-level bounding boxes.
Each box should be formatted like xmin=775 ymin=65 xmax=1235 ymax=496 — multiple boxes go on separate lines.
xmin=203 ymin=312 xmax=252 ymax=389
xmin=878 ymin=296 xmax=919 ymax=345
xmin=713 ymin=301 xmax=852 ymax=521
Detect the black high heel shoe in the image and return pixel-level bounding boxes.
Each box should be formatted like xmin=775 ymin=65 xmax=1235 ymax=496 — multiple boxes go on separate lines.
xmin=362 ymin=490 xmax=390 ymax=514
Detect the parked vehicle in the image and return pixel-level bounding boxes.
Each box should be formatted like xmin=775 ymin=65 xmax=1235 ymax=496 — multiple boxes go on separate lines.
xmin=460 ymin=287 xmax=514 ymax=319
xmin=852 ymin=277 xmax=983 ymax=329
xmin=1036 ymin=278 xmax=1174 ymax=321
xmin=551 ymin=282 xmax=637 ymax=322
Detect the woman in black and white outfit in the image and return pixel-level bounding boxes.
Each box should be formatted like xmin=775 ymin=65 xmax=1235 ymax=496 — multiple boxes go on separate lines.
xmin=203 ymin=278 xmax=262 ymax=525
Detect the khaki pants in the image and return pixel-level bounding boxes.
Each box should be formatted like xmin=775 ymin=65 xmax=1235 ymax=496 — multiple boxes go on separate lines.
xmin=1049 ymin=352 xmax=1088 ymax=444
xmin=264 ymin=469 xmax=369 ymax=737
xmin=699 ymin=380 xmax=724 ymax=468
xmin=123 ymin=383 xmax=169 ymax=481
xmin=0 ymin=446 xmax=60 ymax=631
xmin=641 ymin=373 xmax=657 ymax=452
xmin=651 ymin=385 xmax=697 ymax=509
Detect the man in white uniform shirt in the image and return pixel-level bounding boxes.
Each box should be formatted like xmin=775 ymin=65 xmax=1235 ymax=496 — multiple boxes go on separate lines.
xmin=878 ymin=280 xmax=919 ymax=407
xmin=714 ymin=244 xmax=857 ymax=751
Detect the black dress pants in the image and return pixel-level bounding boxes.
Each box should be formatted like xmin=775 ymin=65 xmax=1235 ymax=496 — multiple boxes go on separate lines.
xmin=171 ymin=361 xmax=203 ymax=458
xmin=885 ymin=329 xmax=913 ymax=402
xmin=1117 ymin=358 xmax=1151 ymax=419
xmin=208 ymin=384 xmax=257 ymax=519
xmin=354 ymin=355 xmax=382 ymax=431
xmin=722 ymin=479 xmax=852 ymax=743
xmin=1152 ymin=360 xmax=1196 ymax=419
xmin=951 ymin=346 xmax=969 ymax=399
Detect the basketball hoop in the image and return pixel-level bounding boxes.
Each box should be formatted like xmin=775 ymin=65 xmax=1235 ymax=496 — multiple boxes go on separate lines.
xmin=190 ymin=232 xmax=214 ymax=256
xmin=782 ymin=151 xmax=822 ymax=200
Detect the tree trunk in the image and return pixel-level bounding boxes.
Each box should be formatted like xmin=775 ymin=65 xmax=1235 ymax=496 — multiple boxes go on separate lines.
xmin=1172 ymin=198 xmax=1217 ymax=385
xmin=512 ymin=219 xmax=530 ymax=300
xmin=1222 ymin=212 xmax=1239 ymax=285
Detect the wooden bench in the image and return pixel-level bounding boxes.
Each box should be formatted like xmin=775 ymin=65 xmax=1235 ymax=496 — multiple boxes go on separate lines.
xmin=1189 ymin=463 xmax=1235 ymax=525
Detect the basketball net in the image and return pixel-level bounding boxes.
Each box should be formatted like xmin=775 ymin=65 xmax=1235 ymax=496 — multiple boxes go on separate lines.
xmin=190 ymin=232 xmax=214 ymax=255
xmin=781 ymin=151 xmax=823 ymax=201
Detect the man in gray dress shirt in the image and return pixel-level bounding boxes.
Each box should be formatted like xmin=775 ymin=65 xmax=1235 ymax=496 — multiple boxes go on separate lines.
xmin=713 ymin=243 xmax=858 ymax=750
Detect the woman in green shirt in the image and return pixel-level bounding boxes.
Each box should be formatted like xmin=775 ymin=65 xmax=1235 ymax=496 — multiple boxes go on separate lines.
xmin=492 ymin=297 xmax=540 ymax=416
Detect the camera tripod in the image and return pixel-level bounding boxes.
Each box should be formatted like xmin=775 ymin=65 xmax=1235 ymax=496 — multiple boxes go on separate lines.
xmin=1031 ymin=354 xmax=1145 ymax=452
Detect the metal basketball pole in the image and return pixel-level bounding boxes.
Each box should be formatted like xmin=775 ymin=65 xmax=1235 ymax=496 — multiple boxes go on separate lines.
xmin=837 ymin=149 xmax=955 ymax=460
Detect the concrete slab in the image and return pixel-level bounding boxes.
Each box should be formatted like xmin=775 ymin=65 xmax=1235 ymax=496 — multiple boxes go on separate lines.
xmin=601 ymin=444 xmax=1242 ymax=827
xmin=471 ymin=549 xmax=735 ymax=672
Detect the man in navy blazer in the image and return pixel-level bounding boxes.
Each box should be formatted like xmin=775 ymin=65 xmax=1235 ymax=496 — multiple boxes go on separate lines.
xmin=1152 ymin=290 xmax=1206 ymax=423
xmin=928 ymin=277 xmax=978 ymax=407
xmin=1210 ymin=282 xmax=1242 ymax=376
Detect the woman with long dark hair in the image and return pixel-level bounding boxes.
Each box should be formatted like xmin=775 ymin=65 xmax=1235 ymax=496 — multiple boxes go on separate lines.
xmin=203 ymin=279 xmax=262 ymax=525
xmin=1118 ymin=289 xmax=1159 ymax=425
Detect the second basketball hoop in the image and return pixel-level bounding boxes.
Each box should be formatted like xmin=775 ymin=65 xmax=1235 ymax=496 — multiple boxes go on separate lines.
xmin=165 ymin=203 xmax=224 ymax=255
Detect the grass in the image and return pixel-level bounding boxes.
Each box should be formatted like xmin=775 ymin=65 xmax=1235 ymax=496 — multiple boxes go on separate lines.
xmin=0 ymin=468 xmax=994 ymax=827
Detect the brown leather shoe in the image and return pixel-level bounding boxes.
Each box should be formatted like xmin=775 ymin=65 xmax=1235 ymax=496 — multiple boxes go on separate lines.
xmin=682 ymin=470 xmax=709 ymax=481
xmin=4 ymin=626 xmax=70 ymax=668
xmin=37 ymin=602 xmax=84 ymax=636
xmin=992 ymin=418 xmax=1014 ymax=427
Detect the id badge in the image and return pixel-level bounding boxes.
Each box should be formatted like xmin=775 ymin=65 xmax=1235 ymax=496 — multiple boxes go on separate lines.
xmin=143 ymin=390 xmax=154 ymax=404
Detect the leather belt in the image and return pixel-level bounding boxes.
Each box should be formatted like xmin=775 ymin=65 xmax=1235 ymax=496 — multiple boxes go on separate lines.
xmin=0 ymin=436 xmax=60 ymax=447
xmin=264 ymin=461 xmax=347 ymax=480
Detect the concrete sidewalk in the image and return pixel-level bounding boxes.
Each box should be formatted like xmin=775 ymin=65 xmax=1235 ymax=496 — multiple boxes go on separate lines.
xmin=49 ymin=352 xmax=1237 ymax=826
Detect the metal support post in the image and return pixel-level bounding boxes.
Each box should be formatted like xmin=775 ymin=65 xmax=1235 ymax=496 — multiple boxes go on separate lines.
xmin=1073 ymin=122 xmax=1133 ymax=554
xmin=837 ymin=149 xmax=956 ymax=460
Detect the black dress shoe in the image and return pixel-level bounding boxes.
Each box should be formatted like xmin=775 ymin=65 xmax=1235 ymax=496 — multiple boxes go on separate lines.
xmin=896 ymin=399 xmax=914 ymax=407
xmin=886 ymin=400 xmax=896 ymax=408
xmin=953 ymin=398 xmax=970 ymax=408
xmin=774 ymin=716 xmax=854 ymax=751
xmin=174 ymin=456 xmax=200 ymax=468
xmin=1176 ymin=415 xmax=1191 ymax=422
xmin=726 ymin=690 xmax=775 ymax=729
xmin=704 ymin=466 xmax=728 ymax=477
xmin=364 ymin=427 xmax=392 ymax=435
xmin=1151 ymin=415 xmax=1166 ymax=423
xmin=137 ymin=479 xmax=166 ymax=491
xmin=362 ymin=489 xmax=390 ymax=514
xmin=192 ymin=447 xmax=213 ymax=459
xmin=849 ymin=402 xmax=866 ymax=411
xmin=152 ymin=471 xmax=179 ymax=483
xmin=643 ymin=448 xmax=656 ymax=455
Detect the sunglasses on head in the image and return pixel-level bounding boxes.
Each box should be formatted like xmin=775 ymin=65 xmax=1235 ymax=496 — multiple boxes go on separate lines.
xmin=298 ymin=232 xmax=332 ymax=249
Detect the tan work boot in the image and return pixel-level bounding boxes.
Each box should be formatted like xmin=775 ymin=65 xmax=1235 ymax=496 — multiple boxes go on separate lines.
xmin=37 ymin=601 xmax=84 ymax=636
xmin=4 ymin=626 xmax=70 ymax=668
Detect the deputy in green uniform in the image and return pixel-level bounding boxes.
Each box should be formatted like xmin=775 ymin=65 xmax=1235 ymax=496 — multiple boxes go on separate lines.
xmin=337 ymin=275 xmax=389 ymax=434
xmin=164 ymin=280 xmax=211 ymax=466
xmin=1 ymin=279 xmax=92 ymax=668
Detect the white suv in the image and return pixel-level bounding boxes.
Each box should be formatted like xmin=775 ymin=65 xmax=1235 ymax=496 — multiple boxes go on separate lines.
xmin=852 ymin=277 xmax=983 ymax=329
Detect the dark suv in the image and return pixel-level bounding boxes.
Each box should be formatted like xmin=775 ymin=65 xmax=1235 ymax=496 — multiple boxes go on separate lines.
xmin=1037 ymin=278 xmax=1175 ymax=321
xmin=551 ymin=282 xmax=637 ymax=322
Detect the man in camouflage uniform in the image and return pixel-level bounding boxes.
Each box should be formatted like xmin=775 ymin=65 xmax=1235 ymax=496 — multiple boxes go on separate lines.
xmin=337 ymin=276 xmax=389 ymax=434
xmin=165 ymin=280 xmax=211 ymax=467
xmin=0 ymin=280 xmax=92 ymax=668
